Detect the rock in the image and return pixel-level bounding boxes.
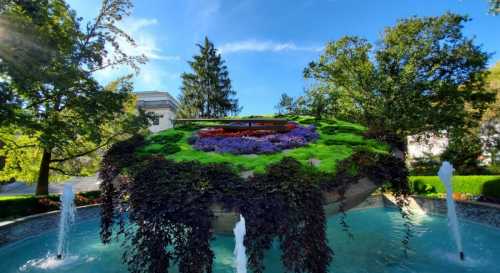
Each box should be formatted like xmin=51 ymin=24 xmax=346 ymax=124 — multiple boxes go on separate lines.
xmin=240 ymin=171 xmax=254 ymax=179
xmin=308 ymin=158 xmax=321 ymax=167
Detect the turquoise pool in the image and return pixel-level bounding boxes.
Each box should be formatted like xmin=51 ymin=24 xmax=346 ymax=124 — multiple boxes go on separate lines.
xmin=1 ymin=207 xmax=499 ymax=273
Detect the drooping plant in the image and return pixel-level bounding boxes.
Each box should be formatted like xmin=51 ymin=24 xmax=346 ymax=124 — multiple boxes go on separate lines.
xmin=99 ymin=133 xmax=411 ymax=273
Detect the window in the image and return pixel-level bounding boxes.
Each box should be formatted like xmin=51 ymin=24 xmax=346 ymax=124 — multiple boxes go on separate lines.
xmin=148 ymin=112 xmax=164 ymax=126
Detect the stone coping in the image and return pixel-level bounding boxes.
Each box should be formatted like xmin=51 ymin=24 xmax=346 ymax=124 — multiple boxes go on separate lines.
xmin=383 ymin=195 xmax=500 ymax=229
xmin=2 ymin=192 xmax=500 ymax=248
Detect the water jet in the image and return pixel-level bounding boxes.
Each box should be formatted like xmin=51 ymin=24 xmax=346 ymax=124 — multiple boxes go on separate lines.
xmin=438 ymin=161 xmax=465 ymax=261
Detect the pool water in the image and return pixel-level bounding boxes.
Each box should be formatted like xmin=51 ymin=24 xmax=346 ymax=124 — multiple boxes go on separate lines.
xmin=1 ymin=207 xmax=499 ymax=273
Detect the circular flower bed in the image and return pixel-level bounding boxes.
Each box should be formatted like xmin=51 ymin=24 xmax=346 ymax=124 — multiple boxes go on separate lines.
xmin=191 ymin=122 xmax=319 ymax=154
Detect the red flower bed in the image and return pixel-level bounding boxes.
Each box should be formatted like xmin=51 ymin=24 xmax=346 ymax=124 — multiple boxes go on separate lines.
xmin=197 ymin=122 xmax=299 ymax=138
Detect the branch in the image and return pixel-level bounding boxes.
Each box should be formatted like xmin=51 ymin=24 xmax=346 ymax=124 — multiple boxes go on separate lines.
xmin=49 ymin=166 xmax=80 ymax=177
xmin=50 ymin=132 xmax=125 ymax=163
xmin=0 ymin=137 xmax=38 ymax=150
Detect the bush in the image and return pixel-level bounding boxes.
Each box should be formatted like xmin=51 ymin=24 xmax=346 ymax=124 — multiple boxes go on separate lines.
xmin=0 ymin=191 xmax=101 ymax=220
xmin=487 ymin=164 xmax=500 ymax=175
xmin=409 ymin=176 xmax=500 ymax=198
xmin=323 ymin=138 xmax=365 ymax=146
xmin=161 ymin=143 xmax=181 ymax=155
xmin=321 ymin=125 xmax=364 ymax=135
xmin=409 ymin=156 xmax=441 ymax=176
xmin=149 ymin=131 xmax=184 ymax=144
xmin=412 ymin=180 xmax=437 ymax=194
xmin=441 ymin=132 xmax=487 ymax=175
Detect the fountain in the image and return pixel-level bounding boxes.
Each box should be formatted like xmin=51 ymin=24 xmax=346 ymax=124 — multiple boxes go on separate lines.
xmin=437 ymin=161 xmax=464 ymax=261
xmin=233 ymin=214 xmax=247 ymax=273
xmin=56 ymin=184 xmax=76 ymax=260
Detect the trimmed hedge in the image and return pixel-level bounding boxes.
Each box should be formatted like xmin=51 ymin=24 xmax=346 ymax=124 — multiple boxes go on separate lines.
xmin=0 ymin=191 xmax=101 ymax=220
xmin=409 ymin=176 xmax=500 ymax=198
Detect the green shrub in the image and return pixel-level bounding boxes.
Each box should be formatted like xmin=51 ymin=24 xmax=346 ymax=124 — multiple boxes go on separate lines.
xmin=149 ymin=131 xmax=184 ymax=144
xmin=0 ymin=191 xmax=102 ymax=220
xmin=141 ymin=143 xmax=164 ymax=154
xmin=412 ymin=180 xmax=437 ymax=194
xmin=482 ymin=179 xmax=500 ymax=198
xmin=487 ymin=165 xmax=500 ymax=175
xmin=321 ymin=125 xmax=364 ymax=135
xmin=161 ymin=143 xmax=181 ymax=155
xmin=409 ymin=156 xmax=441 ymax=176
xmin=409 ymin=176 xmax=500 ymax=198
xmin=324 ymin=138 xmax=364 ymax=146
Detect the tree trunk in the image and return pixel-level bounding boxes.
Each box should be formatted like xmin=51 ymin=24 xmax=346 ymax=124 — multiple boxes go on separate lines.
xmin=35 ymin=149 xmax=52 ymax=196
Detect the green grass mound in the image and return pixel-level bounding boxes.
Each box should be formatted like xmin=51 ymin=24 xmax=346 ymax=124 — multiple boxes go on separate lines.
xmin=138 ymin=115 xmax=389 ymax=174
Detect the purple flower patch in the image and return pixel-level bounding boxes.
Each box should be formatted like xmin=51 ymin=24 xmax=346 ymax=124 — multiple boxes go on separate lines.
xmin=192 ymin=124 xmax=318 ymax=155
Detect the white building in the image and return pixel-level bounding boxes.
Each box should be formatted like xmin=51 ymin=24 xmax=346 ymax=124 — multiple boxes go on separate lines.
xmin=134 ymin=91 xmax=178 ymax=133
xmin=407 ymin=133 xmax=448 ymax=159
xmin=407 ymin=121 xmax=500 ymax=165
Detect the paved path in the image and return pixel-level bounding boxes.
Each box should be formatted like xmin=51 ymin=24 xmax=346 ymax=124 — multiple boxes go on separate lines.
xmin=0 ymin=175 xmax=101 ymax=195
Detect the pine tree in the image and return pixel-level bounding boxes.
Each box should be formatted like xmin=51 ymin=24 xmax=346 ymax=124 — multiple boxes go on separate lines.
xmin=178 ymin=37 xmax=240 ymax=118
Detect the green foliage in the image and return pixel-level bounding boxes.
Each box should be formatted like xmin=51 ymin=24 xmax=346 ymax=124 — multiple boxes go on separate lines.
xmin=178 ymin=37 xmax=240 ymax=118
xmin=0 ymin=0 xmax=148 ymax=194
xmin=0 ymin=128 xmax=102 ymax=183
xmin=409 ymin=176 xmax=500 ymax=198
xmin=0 ymin=191 xmax=101 ymax=220
xmin=321 ymin=124 xmax=365 ymax=135
xmin=490 ymin=0 xmax=500 ymax=14
xmin=137 ymin=117 xmax=388 ymax=174
xmin=148 ymin=131 xmax=184 ymax=144
xmin=303 ymin=84 xmax=342 ymax=120
xmin=275 ymin=93 xmax=294 ymax=115
xmin=409 ymin=155 xmax=441 ymax=176
xmin=411 ymin=180 xmax=437 ymax=194
xmin=485 ymin=61 xmax=500 ymax=122
xmin=305 ymin=13 xmax=495 ymax=143
xmin=441 ymin=131 xmax=487 ymax=174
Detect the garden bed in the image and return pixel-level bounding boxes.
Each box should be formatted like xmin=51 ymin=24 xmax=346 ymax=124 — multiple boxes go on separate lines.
xmin=137 ymin=115 xmax=389 ymax=173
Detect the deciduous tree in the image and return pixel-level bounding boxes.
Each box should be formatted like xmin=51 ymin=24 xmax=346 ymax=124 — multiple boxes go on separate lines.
xmin=0 ymin=0 xmax=148 ymax=194
xmin=305 ymin=13 xmax=495 ymax=152
xmin=275 ymin=93 xmax=294 ymax=115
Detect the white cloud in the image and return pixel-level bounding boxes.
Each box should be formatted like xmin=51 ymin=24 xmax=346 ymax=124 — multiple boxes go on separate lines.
xmin=116 ymin=18 xmax=180 ymax=62
xmin=219 ymin=40 xmax=323 ymax=54
xmin=94 ymin=17 xmax=180 ymax=87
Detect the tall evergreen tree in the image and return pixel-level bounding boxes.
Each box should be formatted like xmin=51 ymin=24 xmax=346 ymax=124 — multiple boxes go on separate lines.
xmin=178 ymin=37 xmax=240 ymax=118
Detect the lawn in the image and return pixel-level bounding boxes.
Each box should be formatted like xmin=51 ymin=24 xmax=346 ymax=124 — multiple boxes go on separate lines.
xmin=409 ymin=175 xmax=500 ymax=198
xmin=137 ymin=115 xmax=389 ymax=174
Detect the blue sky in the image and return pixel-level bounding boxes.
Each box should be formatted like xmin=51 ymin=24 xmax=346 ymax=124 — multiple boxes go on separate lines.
xmin=67 ymin=0 xmax=500 ymax=115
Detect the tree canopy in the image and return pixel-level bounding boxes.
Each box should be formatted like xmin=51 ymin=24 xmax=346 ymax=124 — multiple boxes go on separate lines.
xmin=305 ymin=13 xmax=495 ymax=146
xmin=0 ymin=0 xmax=148 ymax=194
xmin=491 ymin=0 xmax=500 ymax=14
xmin=275 ymin=93 xmax=294 ymax=115
xmin=177 ymin=37 xmax=240 ymax=118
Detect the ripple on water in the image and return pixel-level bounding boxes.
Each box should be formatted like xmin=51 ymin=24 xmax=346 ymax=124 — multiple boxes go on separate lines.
xmin=19 ymin=254 xmax=95 ymax=272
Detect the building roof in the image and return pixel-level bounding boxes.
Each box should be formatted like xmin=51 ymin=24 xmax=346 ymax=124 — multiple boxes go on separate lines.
xmin=134 ymin=91 xmax=178 ymax=104
xmin=134 ymin=91 xmax=178 ymax=110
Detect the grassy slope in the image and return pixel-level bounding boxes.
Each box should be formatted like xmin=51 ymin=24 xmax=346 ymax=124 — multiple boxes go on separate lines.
xmin=139 ymin=116 xmax=389 ymax=174
xmin=409 ymin=176 xmax=500 ymax=198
